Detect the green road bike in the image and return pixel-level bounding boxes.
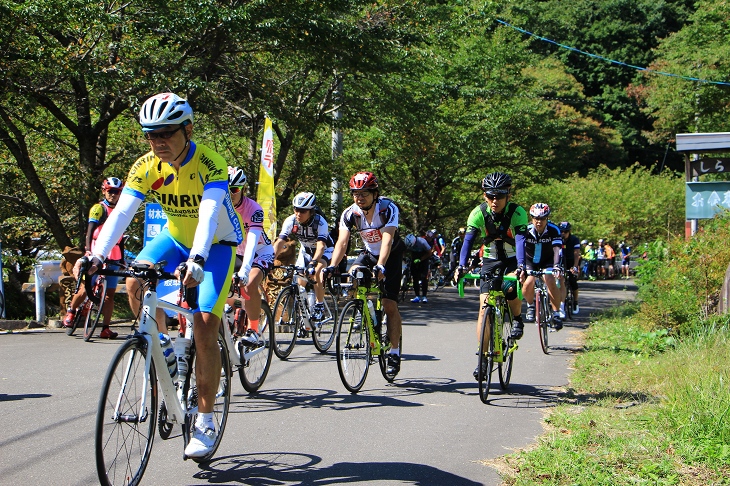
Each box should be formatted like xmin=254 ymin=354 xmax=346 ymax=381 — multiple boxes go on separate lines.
xmin=336 ymin=267 xmax=400 ymax=393
xmin=459 ymin=271 xmax=521 ymax=404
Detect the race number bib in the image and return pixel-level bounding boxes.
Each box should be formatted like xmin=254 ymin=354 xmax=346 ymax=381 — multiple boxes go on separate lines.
xmin=361 ymin=229 xmax=382 ymax=244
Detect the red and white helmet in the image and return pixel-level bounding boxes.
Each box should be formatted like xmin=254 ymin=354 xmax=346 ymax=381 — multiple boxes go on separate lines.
xmin=529 ymin=203 xmax=551 ymax=219
xmin=102 ymin=177 xmax=124 ymax=191
xmin=349 ymin=171 xmax=379 ymax=191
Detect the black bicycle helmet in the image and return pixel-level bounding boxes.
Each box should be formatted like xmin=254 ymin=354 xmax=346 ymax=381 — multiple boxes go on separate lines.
xmin=481 ymin=172 xmax=512 ymax=195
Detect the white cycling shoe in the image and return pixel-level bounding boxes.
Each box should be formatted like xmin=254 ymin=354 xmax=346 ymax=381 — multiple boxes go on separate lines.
xmin=185 ymin=424 xmax=217 ymax=458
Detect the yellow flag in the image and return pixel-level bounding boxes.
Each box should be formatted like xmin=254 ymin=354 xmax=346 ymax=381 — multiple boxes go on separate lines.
xmin=257 ymin=117 xmax=277 ymax=241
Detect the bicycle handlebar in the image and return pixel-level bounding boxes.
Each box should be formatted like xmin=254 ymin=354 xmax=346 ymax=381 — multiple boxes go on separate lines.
xmin=456 ymin=273 xmax=521 ymax=299
xmin=76 ymin=257 xmax=195 ymax=307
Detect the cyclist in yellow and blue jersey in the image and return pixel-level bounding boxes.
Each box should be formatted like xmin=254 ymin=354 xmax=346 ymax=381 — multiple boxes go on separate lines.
xmin=78 ymin=93 xmax=242 ymax=459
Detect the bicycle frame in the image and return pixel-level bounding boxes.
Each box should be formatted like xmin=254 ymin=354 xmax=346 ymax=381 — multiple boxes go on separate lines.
xmin=349 ymin=277 xmax=386 ymax=356
xmin=134 ymin=285 xmax=194 ymax=427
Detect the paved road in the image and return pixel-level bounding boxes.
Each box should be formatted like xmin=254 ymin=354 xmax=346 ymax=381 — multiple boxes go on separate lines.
xmin=0 ymin=278 xmax=637 ymax=485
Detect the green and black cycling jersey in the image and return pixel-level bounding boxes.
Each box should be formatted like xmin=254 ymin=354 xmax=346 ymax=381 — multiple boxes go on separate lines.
xmin=459 ymin=201 xmax=528 ymax=266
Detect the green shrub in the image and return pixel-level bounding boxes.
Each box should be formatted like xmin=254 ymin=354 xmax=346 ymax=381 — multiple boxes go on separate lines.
xmin=636 ymin=214 xmax=730 ymax=334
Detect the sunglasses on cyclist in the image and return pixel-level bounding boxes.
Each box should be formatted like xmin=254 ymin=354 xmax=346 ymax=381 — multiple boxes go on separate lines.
xmin=532 ymin=216 xmax=548 ymax=222
xmin=106 ymin=189 xmax=121 ymax=195
xmin=229 ymin=186 xmax=242 ymax=194
xmin=143 ymin=125 xmax=184 ymax=140
xmin=484 ymin=193 xmax=507 ymax=201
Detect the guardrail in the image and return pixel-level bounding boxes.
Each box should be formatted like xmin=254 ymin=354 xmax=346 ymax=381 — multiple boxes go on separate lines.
xmin=22 ymin=261 xmax=127 ymax=323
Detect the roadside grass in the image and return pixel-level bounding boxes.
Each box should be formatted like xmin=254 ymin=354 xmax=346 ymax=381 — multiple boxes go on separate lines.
xmin=493 ymin=304 xmax=730 ymax=485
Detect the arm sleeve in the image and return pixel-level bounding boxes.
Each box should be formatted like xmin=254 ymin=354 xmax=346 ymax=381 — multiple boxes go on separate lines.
xmin=189 ymin=186 xmax=225 ymax=260
xmin=238 ymin=227 xmax=261 ymax=275
xmin=515 ymin=233 xmax=525 ymax=267
xmin=92 ymin=193 xmax=142 ymax=261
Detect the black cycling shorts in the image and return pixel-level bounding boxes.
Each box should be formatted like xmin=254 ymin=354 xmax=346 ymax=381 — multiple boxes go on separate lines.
xmin=480 ymin=257 xmax=518 ymax=297
xmin=351 ymin=241 xmax=404 ymax=302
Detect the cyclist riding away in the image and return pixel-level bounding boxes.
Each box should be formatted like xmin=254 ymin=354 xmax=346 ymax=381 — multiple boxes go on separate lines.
xmin=326 ymin=171 xmax=404 ymax=377
xmin=403 ymin=233 xmax=433 ymax=303
xmin=274 ymin=192 xmax=335 ymax=322
xmin=457 ymin=171 xmax=528 ymax=378
xmin=63 ymin=177 xmax=126 ymax=339
xmin=449 ymin=228 xmax=466 ymax=282
xmin=77 ymin=93 xmax=243 ymax=459
xmin=227 ymin=166 xmax=275 ymax=345
xmin=521 ymin=203 xmax=563 ymax=330
xmin=558 ymin=221 xmax=581 ymax=316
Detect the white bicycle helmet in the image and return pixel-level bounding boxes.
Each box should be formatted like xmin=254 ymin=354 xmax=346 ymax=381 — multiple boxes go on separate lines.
xmin=102 ymin=177 xmax=124 ymax=191
xmin=293 ymin=192 xmax=316 ymax=209
xmin=529 ymin=203 xmax=551 ymax=219
xmin=404 ymin=234 xmax=417 ymax=249
xmin=228 ymin=166 xmax=247 ymax=187
xmin=139 ymin=93 xmax=194 ymax=131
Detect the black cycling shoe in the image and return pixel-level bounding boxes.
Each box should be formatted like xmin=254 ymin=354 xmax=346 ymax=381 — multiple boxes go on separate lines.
xmin=473 ymin=361 xmax=488 ymax=381
xmin=551 ymin=315 xmax=563 ymax=331
xmin=386 ymin=354 xmax=401 ymax=377
xmin=510 ymin=319 xmax=524 ymax=340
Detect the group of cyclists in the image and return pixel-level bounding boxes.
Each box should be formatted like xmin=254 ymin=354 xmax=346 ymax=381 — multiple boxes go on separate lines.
xmin=67 ymin=90 xmax=590 ymax=463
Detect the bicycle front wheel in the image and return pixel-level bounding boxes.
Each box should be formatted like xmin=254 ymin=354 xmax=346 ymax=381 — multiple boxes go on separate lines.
xmin=183 ymin=331 xmax=231 ymax=462
xmin=312 ymin=289 xmax=338 ymax=353
xmin=66 ymin=303 xmax=86 ymax=336
xmin=239 ymin=300 xmax=274 ymax=393
xmin=477 ymin=306 xmax=495 ymax=404
xmin=498 ymin=304 xmax=514 ymax=389
xmin=565 ymin=285 xmax=574 ymax=320
xmin=536 ymin=289 xmax=550 ymax=354
xmin=271 ymin=287 xmax=299 ymax=359
xmin=84 ymin=278 xmax=108 ymax=341
xmin=96 ymin=336 xmax=157 ymax=486
xmin=336 ymin=300 xmax=370 ymax=393
xmin=378 ymin=315 xmax=402 ymax=383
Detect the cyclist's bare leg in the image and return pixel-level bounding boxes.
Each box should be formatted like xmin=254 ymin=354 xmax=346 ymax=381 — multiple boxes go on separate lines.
xmin=193 ymin=311 xmax=222 ymax=414
xmin=476 ymin=292 xmax=494 ymax=348
xmin=68 ymin=287 xmax=87 ymax=310
xmin=242 ymin=268 xmax=263 ymax=330
xmin=521 ymin=276 xmax=536 ymax=306
xmin=382 ymin=297 xmax=401 ymax=348
xmin=545 ymin=274 xmax=561 ymax=312
xmin=101 ymin=288 xmax=116 ymax=326
xmin=313 ymin=259 xmax=327 ymax=302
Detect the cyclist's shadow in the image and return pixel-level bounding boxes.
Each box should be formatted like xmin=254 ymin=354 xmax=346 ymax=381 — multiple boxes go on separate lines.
xmin=195 ymin=452 xmax=483 ymax=485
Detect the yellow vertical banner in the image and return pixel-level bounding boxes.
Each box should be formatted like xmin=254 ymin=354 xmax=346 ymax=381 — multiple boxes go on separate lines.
xmin=257 ymin=117 xmax=277 ymax=241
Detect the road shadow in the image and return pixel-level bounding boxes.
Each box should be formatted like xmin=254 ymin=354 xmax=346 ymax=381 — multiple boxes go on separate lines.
xmin=229 ymin=386 xmax=424 ymax=414
xmin=195 ymin=452 xmax=483 ymax=485
xmin=0 ymin=393 xmax=52 ymax=402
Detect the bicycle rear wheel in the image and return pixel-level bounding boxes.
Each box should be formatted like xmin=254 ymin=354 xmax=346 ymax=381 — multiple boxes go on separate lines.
xmin=271 ymin=287 xmax=299 ymax=359
xmin=312 ymin=289 xmax=338 ymax=353
xmin=183 ymin=330 xmax=231 ymax=462
xmin=95 ymin=336 xmax=157 ymax=486
xmin=239 ymin=300 xmax=274 ymax=393
xmin=477 ymin=305 xmax=495 ymax=404
xmin=498 ymin=304 xmax=514 ymax=389
xmin=336 ymin=300 xmax=370 ymax=393
xmin=536 ymin=289 xmax=550 ymax=354
xmin=84 ymin=278 xmax=108 ymax=341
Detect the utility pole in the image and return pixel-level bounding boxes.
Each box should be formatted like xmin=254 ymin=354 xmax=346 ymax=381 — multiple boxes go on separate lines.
xmin=331 ymin=80 xmax=343 ymax=225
